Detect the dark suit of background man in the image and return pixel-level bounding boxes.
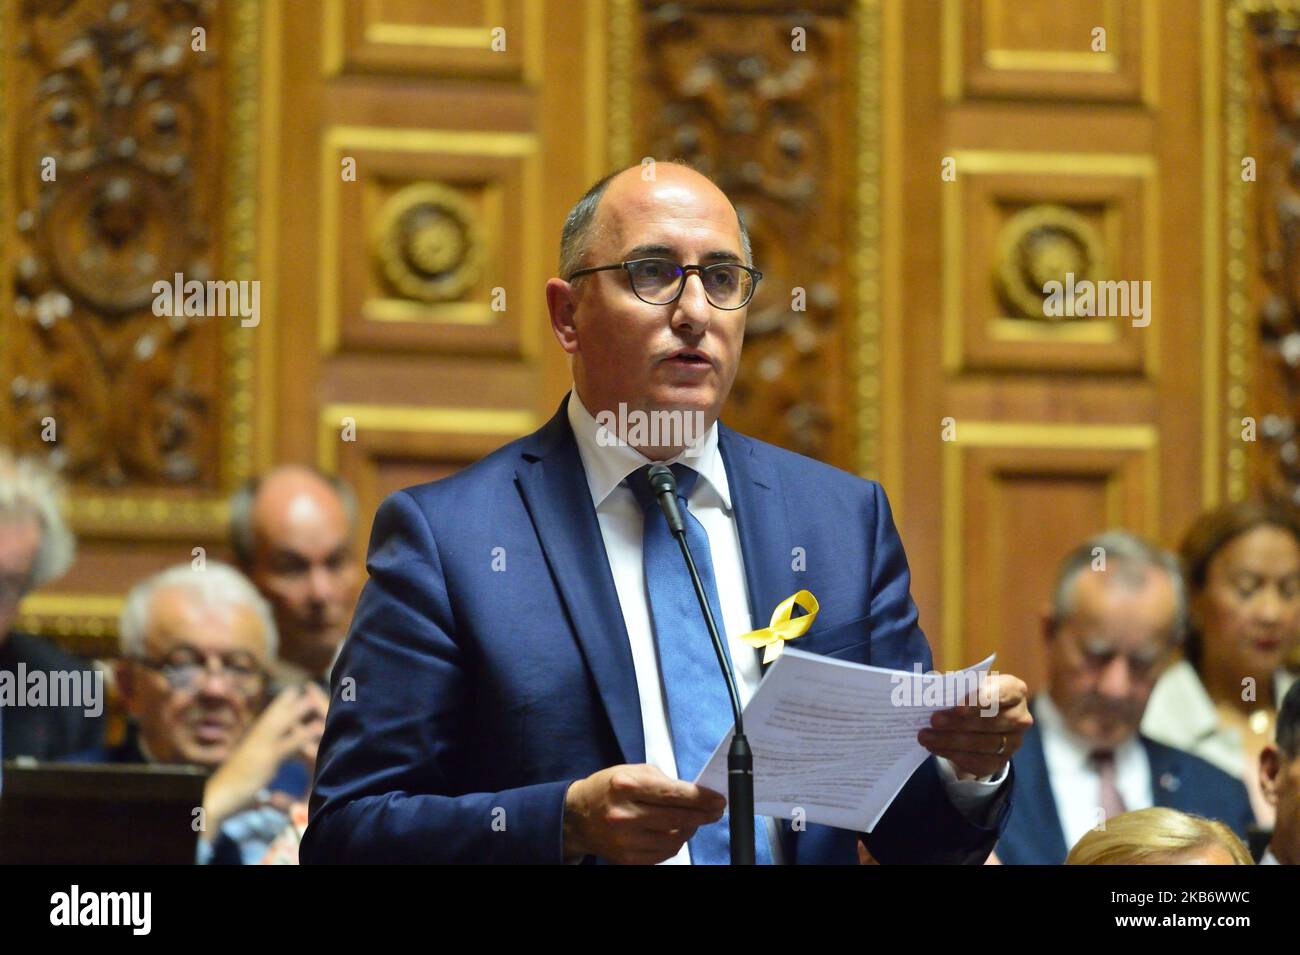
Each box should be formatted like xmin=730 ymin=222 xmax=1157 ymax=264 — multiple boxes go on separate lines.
xmin=995 ymin=531 xmax=1254 ymax=865
xmin=302 ymin=163 xmax=1034 ymax=865
xmin=0 ymin=449 xmax=103 ymax=761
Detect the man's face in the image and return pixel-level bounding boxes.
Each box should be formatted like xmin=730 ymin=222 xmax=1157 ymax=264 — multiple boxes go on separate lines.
xmin=121 ymin=587 xmax=270 ymax=767
xmin=0 ymin=514 xmax=41 ymax=636
xmin=1196 ymin=525 xmax=1300 ymax=678
xmin=247 ymin=477 xmax=357 ymax=676
xmin=548 ymin=167 xmax=748 ymax=438
xmin=1261 ymin=742 xmax=1300 ymax=865
xmin=1046 ymin=567 xmax=1177 ymax=750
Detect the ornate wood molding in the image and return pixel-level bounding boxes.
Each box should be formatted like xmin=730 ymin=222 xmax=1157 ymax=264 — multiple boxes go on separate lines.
xmin=608 ymin=0 xmax=882 ymax=474
xmin=0 ymin=0 xmax=260 ymax=540
xmin=1240 ymin=1 xmax=1300 ymax=503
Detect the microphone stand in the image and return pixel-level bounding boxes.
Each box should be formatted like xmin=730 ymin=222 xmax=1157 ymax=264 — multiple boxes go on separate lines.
xmin=647 ymin=464 xmax=755 ymax=865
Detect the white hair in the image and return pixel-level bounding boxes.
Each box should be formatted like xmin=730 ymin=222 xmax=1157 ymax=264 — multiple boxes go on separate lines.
xmin=119 ymin=561 xmax=278 ymax=659
xmin=0 ymin=448 xmax=75 ymax=587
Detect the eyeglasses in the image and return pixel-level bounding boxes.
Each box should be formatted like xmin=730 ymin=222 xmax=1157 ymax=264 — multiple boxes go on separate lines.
xmin=135 ymin=647 xmax=267 ymax=697
xmin=567 ymin=257 xmax=762 ymax=310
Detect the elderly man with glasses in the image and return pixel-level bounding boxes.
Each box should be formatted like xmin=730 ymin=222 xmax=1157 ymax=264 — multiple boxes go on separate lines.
xmin=75 ymin=562 xmax=328 ymax=863
xmin=305 ymin=162 xmax=1032 ymax=865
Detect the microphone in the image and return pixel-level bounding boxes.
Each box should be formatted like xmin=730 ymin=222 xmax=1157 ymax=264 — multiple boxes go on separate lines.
xmin=646 ymin=465 xmax=685 ymax=534
xmin=646 ymin=463 xmax=757 ymax=865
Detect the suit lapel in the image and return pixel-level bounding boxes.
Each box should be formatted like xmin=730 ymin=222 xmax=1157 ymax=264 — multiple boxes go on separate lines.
xmin=718 ymin=424 xmax=793 ymax=678
xmin=1142 ymin=737 xmax=1185 ymax=809
xmin=1018 ymin=701 xmax=1070 ymax=862
xmin=515 ymin=399 xmax=646 ymax=765
xmin=718 ymin=424 xmax=801 ymax=858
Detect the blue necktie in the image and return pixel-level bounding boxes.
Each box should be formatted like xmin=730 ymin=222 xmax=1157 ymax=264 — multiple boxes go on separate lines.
xmin=628 ymin=463 xmax=773 ymax=865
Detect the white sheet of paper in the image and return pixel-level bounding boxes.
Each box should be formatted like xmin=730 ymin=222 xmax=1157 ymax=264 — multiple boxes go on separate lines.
xmin=693 ymin=648 xmax=997 ymax=833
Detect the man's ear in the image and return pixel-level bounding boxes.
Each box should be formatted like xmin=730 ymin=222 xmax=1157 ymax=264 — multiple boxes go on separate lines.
xmin=1260 ymin=744 xmax=1283 ymax=807
xmin=545 ymin=278 xmax=580 ymax=355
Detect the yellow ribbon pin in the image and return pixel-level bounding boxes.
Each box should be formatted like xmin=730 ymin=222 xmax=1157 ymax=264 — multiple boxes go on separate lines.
xmin=740 ymin=590 xmax=820 ymax=664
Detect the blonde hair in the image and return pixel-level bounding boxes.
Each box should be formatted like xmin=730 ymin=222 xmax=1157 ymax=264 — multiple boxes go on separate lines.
xmin=0 ymin=448 xmax=75 ymax=587
xmin=1066 ymin=808 xmax=1253 ymax=865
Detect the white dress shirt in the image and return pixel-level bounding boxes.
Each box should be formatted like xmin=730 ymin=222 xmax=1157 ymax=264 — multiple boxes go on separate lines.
xmin=1035 ymin=692 xmax=1152 ymax=853
xmin=565 ymin=390 xmax=1004 ymax=863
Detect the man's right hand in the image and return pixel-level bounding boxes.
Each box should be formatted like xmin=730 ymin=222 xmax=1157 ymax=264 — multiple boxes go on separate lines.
xmin=562 ymin=764 xmax=727 ymax=864
xmin=203 ymin=683 xmax=328 ymax=835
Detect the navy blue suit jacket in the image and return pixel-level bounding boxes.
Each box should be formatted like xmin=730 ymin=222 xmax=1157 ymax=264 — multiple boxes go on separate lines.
xmin=996 ymin=698 xmax=1254 ymax=865
xmin=0 ymin=632 xmax=104 ymax=761
xmin=301 ymin=397 xmax=1012 ymax=864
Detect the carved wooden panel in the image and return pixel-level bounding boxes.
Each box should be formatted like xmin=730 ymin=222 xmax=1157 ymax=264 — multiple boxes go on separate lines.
xmin=0 ymin=0 xmax=263 ymax=582
xmin=897 ymin=0 xmax=1207 ymax=674
xmin=617 ymin=0 xmax=859 ymax=468
xmin=2 ymin=0 xmax=264 ymax=650
xmin=942 ymin=424 xmax=1158 ymax=687
xmin=3 ymin=0 xmax=232 ymax=491
xmin=323 ymin=0 xmax=534 ymax=81
xmin=1242 ymin=7 xmax=1300 ymax=505
xmin=318 ymin=127 xmax=541 ymax=360
xmin=944 ymin=0 xmax=1153 ymax=104
xmin=943 ymin=151 xmax=1157 ymax=376
xmin=317 ymin=404 xmax=538 ymax=561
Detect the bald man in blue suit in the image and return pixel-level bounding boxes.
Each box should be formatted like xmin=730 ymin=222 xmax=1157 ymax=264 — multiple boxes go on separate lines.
xmin=302 ymin=163 xmax=1033 ymax=865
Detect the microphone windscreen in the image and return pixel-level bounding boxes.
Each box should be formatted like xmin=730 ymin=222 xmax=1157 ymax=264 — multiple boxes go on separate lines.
xmin=647 ymin=463 xmax=677 ymax=496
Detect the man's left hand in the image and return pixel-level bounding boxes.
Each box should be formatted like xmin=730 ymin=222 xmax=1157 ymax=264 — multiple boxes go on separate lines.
xmin=917 ymin=673 xmax=1033 ymax=779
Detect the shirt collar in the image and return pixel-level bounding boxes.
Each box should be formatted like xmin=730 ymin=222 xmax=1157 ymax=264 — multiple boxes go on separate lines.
xmin=565 ymin=388 xmax=731 ymax=511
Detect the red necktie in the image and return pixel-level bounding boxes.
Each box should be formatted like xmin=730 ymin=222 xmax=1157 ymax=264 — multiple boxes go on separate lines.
xmin=1090 ymin=750 xmax=1127 ymax=821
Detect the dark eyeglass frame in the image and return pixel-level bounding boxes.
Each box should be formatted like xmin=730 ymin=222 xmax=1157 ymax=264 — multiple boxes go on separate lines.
xmin=134 ymin=647 xmax=269 ymax=697
xmin=566 ymin=257 xmax=763 ymax=310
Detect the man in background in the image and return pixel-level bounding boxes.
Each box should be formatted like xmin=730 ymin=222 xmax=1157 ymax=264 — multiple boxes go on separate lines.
xmin=230 ymin=466 xmax=359 ymax=686
xmin=996 ymin=531 xmax=1254 ymax=864
xmin=89 ymin=561 xmax=328 ymax=864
